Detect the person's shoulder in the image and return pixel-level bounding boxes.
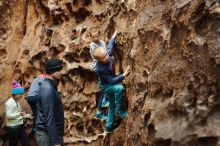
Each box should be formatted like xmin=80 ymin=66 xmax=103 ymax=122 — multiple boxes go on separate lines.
xmin=95 ymin=62 xmax=101 ymax=73
xmin=90 ymin=42 xmax=96 ymax=48
xmin=90 ymin=41 xmax=95 ymax=45
xmin=5 ymin=97 xmax=14 ymax=106
xmin=37 ymin=76 xmax=46 ymax=84
xmin=99 ymin=39 xmax=105 ymax=44
xmin=96 ymin=62 xmax=107 ymax=73
xmin=40 ymin=79 xmax=53 ymax=89
xmin=39 ymin=81 xmax=55 ymax=99
xmin=99 ymin=40 xmax=106 ymax=47
xmin=31 ymin=77 xmax=42 ymax=85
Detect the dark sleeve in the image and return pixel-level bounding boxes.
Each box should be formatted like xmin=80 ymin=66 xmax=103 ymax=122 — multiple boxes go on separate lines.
xmin=26 ymin=95 xmax=38 ymax=104
xmin=26 ymin=78 xmax=40 ymax=104
xmin=41 ymin=88 xmax=61 ymax=145
xmin=100 ymin=73 xmax=124 ymax=84
xmin=107 ymin=38 xmax=115 ymax=56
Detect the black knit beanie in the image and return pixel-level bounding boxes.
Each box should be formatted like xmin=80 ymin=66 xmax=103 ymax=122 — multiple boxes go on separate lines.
xmin=45 ymin=58 xmax=63 ymax=74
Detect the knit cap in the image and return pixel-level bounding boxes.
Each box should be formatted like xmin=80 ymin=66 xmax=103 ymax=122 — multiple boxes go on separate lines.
xmin=11 ymin=80 xmax=25 ymax=95
xmin=45 ymin=59 xmax=63 ymax=74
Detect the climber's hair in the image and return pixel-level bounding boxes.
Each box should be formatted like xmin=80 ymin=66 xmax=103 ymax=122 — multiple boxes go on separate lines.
xmin=91 ymin=47 xmax=105 ymax=59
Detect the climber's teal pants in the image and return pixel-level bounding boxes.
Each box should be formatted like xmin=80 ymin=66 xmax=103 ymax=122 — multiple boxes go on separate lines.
xmin=101 ymin=84 xmax=125 ymax=128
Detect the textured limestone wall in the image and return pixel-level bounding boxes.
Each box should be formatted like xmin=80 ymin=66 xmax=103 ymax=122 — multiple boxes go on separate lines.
xmin=0 ymin=0 xmax=220 ymax=145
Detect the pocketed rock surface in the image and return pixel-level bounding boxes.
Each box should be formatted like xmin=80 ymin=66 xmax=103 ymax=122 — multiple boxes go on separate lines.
xmin=0 ymin=0 xmax=220 ymax=145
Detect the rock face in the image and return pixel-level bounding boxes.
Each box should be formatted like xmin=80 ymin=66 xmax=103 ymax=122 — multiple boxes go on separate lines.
xmin=0 ymin=0 xmax=220 ymax=145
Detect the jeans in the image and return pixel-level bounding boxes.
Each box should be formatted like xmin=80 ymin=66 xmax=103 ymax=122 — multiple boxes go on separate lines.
xmin=101 ymin=84 xmax=125 ymax=128
xmin=97 ymin=91 xmax=109 ymax=111
xmin=6 ymin=124 xmax=29 ymax=146
xmin=35 ymin=130 xmax=64 ymax=146
xmin=36 ymin=130 xmax=51 ymax=146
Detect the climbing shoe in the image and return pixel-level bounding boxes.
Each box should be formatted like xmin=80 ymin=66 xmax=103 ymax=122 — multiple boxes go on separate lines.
xmin=116 ymin=111 xmax=128 ymax=119
xmin=101 ymin=97 xmax=109 ymax=107
xmin=95 ymin=111 xmax=108 ymax=121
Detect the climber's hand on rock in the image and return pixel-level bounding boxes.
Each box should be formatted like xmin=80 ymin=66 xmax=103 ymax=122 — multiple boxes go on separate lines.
xmin=123 ymin=66 xmax=131 ymax=77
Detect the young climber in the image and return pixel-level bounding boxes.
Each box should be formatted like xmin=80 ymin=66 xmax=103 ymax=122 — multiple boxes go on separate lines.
xmin=89 ymin=29 xmax=107 ymax=72
xmin=89 ymin=29 xmax=117 ymax=121
xmin=5 ymin=80 xmax=32 ymax=146
xmin=91 ymin=38 xmax=131 ymax=133
xmin=26 ymin=74 xmax=47 ymax=133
